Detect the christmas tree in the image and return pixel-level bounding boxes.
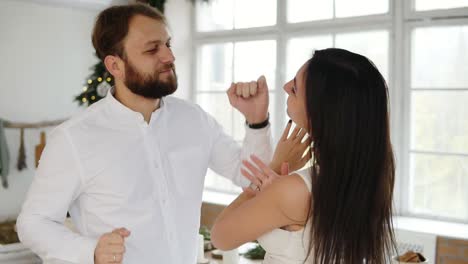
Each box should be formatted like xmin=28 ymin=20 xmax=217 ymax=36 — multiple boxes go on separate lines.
xmin=74 ymin=60 xmax=113 ymax=106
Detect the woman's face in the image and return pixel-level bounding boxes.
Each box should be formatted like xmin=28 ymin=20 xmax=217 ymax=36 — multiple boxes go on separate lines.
xmin=284 ymin=62 xmax=308 ymax=129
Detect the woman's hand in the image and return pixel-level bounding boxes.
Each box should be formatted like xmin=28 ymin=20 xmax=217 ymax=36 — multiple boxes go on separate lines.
xmin=270 ymin=120 xmax=312 ymax=174
xmin=241 ymin=155 xmax=289 ymax=195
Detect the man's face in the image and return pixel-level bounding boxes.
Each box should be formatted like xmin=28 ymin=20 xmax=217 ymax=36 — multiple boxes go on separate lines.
xmin=121 ymin=15 xmax=177 ymax=99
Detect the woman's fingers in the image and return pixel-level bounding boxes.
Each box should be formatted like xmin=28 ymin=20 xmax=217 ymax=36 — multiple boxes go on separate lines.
xmin=242 ymin=163 xmax=269 ymax=192
xmin=242 ymin=160 xmax=261 ymax=176
xmin=303 ymin=136 xmax=312 ymax=146
xmin=280 ymin=120 xmax=293 ymax=141
xmin=242 ymin=160 xmax=268 ymax=183
xmin=299 ymin=148 xmax=312 ymax=165
xmin=289 ymin=125 xmax=301 ymax=140
xmin=242 ymin=187 xmax=257 ymax=196
xmin=295 ymin=137 xmax=312 ymax=153
xmin=295 ymin=128 xmax=307 ymax=142
xmin=241 ymin=168 xmax=262 ymax=187
xmin=250 ymin=155 xmax=277 ymax=179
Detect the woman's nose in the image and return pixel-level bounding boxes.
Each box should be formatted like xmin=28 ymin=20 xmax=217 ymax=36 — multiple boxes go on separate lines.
xmin=283 ymin=82 xmax=291 ymax=94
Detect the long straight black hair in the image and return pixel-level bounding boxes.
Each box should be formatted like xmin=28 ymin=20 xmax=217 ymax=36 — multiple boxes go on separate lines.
xmin=304 ymin=48 xmax=396 ymax=264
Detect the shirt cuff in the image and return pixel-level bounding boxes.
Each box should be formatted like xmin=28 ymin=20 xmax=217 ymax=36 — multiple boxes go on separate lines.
xmin=78 ymin=237 xmax=99 ymax=264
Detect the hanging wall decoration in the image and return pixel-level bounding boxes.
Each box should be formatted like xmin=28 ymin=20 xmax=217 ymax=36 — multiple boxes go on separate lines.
xmin=17 ymin=128 xmax=27 ymax=171
xmin=1 ymin=119 xmax=64 ymax=189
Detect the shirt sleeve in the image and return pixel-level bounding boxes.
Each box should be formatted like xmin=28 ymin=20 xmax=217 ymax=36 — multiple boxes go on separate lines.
xmin=16 ymin=128 xmax=98 ymax=264
xmin=207 ymin=113 xmax=273 ymax=188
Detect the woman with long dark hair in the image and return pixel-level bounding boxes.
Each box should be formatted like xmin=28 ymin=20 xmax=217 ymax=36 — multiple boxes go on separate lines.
xmin=211 ymin=48 xmax=396 ymax=264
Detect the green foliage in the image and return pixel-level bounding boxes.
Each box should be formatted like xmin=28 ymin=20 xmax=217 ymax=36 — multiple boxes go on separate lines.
xmin=199 ymin=225 xmax=211 ymax=240
xmin=242 ymin=243 xmax=266 ymax=260
xmin=148 ymin=0 xmax=166 ymax=12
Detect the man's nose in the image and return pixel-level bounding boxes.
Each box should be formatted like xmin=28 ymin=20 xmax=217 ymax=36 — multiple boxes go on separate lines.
xmin=158 ymin=46 xmax=175 ymax=64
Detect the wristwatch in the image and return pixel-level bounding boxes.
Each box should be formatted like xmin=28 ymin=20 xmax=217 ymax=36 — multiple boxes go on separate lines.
xmin=246 ymin=113 xmax=269 ymax=129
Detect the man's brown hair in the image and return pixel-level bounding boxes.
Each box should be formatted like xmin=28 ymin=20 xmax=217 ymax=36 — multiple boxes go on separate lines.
xmin=92 ymin=3 xmax=166 ymax=61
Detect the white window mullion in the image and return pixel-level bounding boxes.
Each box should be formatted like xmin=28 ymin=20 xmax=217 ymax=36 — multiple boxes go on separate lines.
xmin=274 ymin=0 xmax=287 ymax=140
xmin=391 ymin=0 xmax=406 ymax=216
xmin=407 ymin=6 xmax=468 ymax=20
xmin=401 ymin=17 xmax=415 ymax=218
xmin=189 ymin=1 xmax=197 ymax=103
xmin=333 ymin=0 xmax=336 ymax=19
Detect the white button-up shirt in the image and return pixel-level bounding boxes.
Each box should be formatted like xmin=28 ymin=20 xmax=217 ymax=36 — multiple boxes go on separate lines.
xmin=17 ymin=90 xmax=273 ymax=264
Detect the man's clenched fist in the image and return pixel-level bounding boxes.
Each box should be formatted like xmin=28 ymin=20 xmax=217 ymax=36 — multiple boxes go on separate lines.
xmin=94 ymin=227 xmax=130 ymax=264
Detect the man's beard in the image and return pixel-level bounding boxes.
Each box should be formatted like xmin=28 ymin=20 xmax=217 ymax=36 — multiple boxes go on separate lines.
xmin=123 ymin=59 xmax=178 ymax=99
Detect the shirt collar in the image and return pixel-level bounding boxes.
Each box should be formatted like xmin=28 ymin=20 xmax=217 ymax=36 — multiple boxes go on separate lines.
xmin=104 ymin=87 xmax=166 ymax=125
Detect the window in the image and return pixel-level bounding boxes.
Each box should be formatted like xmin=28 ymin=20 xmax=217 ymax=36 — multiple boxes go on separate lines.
xmin=192 ymin=0 xmax=468 ymax=222
xmin=406 ymin=23 xmax=468 ymax=222
xmin=195 ymin=40 xmax=277 ymax=194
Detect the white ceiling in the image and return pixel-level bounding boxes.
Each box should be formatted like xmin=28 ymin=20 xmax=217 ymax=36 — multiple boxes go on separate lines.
xmin=14 ymin=0 xmax=130 ymax=11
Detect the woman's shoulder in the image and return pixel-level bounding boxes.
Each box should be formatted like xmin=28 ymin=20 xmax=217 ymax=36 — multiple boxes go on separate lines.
xmin=294 ymin=168 xmax=312 ymax=192
xmin=267 ymin=173 xmax=311 ymax=224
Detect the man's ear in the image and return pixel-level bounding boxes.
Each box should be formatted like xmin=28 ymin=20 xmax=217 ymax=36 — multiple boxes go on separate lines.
xmin=104 ymin=55 xmax=124 ymax=79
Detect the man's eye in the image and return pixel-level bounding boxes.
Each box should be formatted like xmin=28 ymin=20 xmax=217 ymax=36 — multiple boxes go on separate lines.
xmin=147 ymin=48 xmax=158 ymax=53
xmin=166 ymin=43 xmax=172 ymax=48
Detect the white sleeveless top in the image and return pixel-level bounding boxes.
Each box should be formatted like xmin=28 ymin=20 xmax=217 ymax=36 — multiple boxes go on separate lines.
xmin=257 ymin=169 xmax=313 ymax=264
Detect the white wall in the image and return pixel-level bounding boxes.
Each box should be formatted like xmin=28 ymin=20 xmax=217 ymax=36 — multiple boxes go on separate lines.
xmin=0 ymin=0 xmax=100 ymax=222
xmin=0 ymin=0 xmax=192 ymax=222
xmin=166 ymin=0 xmax=193 ymax=101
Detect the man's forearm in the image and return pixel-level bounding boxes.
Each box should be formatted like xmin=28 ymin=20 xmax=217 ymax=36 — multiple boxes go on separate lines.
xmin=17 ymin=213 xmax=97 ymax=264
